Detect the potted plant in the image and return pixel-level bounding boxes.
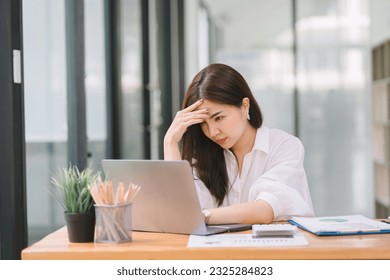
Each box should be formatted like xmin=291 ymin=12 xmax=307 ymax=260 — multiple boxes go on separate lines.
xmin=49 ymin=164 xmax=99 ymax=242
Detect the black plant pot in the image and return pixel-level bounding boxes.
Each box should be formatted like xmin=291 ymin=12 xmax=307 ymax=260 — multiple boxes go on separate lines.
xmin=64 ymin=211 xmax=95 ymax=243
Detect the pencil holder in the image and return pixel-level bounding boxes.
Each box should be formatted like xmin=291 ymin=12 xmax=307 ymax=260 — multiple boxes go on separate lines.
xmin=94 ymin=203 xmax=132 ymax=243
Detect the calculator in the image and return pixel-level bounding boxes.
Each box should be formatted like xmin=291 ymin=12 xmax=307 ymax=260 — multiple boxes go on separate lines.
xmin=252 ymin=224 xmax=298 ymax=237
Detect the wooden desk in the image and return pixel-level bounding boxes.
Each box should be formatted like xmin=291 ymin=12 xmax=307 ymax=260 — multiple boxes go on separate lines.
xmin=21 ymin=226 xmax=390 ymax=260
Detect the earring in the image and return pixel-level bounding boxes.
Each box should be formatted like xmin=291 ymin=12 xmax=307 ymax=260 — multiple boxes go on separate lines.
xmin=247 ymin=113 xmax=250 ymax=120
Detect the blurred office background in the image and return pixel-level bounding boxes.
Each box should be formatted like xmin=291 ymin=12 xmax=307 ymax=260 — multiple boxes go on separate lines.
xmin=2 ymin=0 xmax=390 ymax=248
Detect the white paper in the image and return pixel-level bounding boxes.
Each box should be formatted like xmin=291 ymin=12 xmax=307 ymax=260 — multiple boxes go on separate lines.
xmin=187 ymin=233 xmax=308 ymax=248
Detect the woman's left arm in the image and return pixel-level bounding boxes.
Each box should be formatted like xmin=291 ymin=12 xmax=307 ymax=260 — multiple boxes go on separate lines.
xmin=247 ymin=137 xmax=314 ymax=221
xmin=208 ymin=200 xmax=274 ymax=224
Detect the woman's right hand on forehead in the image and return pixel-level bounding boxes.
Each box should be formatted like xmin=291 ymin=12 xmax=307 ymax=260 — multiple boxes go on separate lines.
xmin=164 ymin=99 xmax=209 ymax=145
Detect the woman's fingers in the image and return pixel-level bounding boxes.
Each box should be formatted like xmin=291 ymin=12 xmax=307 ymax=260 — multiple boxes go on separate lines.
xmin=164 ymin=99 xmax=209 ymax=159
xmin=176 ymin=108 xmax=209 ymax=122
xmin=182 ymin=99 xmax=204 ymax=112
xmin=165 ymin=99 xmax=209 ymax=144
xmin=167 ymin=109 xmax=207 ymax=141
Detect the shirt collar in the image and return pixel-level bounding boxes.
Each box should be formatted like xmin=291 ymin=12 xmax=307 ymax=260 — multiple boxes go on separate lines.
xmin=252 ymin=126 xmax=269 ymax=154
xmin=224 ymin=126 xmax=269 ymax=158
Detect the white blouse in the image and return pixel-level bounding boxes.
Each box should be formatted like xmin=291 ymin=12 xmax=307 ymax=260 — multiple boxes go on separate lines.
xmin=194 ymin=126 xmax=315 ymax=221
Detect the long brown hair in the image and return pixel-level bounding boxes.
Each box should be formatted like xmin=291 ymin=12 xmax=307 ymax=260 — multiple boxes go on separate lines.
xmin=181 ymin=63 xmax=263 ymax=206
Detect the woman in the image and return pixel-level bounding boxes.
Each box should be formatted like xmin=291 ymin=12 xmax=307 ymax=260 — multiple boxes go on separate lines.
xmin=164 ymin=63 xmax=314 ymax=225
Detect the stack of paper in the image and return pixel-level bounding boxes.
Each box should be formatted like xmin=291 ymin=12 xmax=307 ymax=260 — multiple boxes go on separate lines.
xmin=187 ymin=233 xmax=308 ymax=248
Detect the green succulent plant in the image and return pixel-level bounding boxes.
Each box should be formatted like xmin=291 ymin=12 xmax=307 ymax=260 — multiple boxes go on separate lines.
xmin=50 ymin=164 xmax=99 ymax=214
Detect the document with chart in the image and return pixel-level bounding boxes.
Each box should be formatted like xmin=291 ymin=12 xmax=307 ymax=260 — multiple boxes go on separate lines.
xmin=289 ymin=215 xmax=390 ymax=236
xmin=187 ymin=233 xmax=308 ymax=248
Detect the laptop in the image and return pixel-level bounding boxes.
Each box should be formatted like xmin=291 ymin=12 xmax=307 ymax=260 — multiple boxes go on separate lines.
xmin=101 ymin=159 xmax=252 ymax=236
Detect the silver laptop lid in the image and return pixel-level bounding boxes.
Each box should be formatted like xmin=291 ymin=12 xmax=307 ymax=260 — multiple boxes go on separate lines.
xmin=101 ymin=160 xmax=208 ymax=235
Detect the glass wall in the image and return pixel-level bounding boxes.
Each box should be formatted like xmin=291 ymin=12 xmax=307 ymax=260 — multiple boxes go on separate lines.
xmin=23 ymin=0 xmax=110 ymax=244
xmin=148 ymin=0 xmax=163 ymax=159
xmin=297 ymin=0 xmax=372 ymax=216
xmin=119 ymin=0 xmax=144 ymax=159
xmin=85 ymin=0 xmax=107 ymax=173
xmin=23 ymin=0 xmax=68 ymax=243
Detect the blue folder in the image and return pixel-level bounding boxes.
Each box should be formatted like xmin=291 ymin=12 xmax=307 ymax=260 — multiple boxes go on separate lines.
xmin=288 ymin=215 xmax=390 ymax=236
